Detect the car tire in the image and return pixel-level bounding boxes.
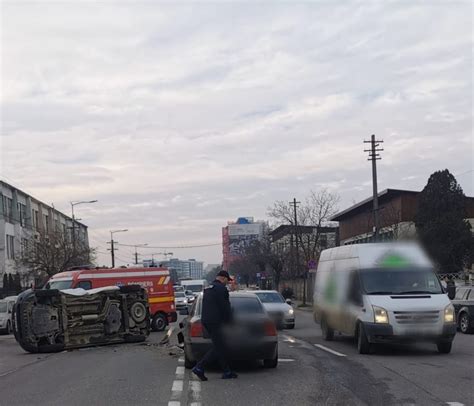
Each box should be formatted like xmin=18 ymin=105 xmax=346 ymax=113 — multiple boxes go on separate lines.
xmin=35 ymin=289 xmax=60 ymax=298
xmin=437 ymin=341 xmax=452 ymax=354
xmin=459 ymin=312 xmax=474 ymax=334
xmin=263 ymin=349 xmax=278 ymax=368
xmin=119 ymin=285 xmax=141 ymax=293
xmin=184 ymin=346 xmax=195 ymax=369
xmin=152 ymin=313 xmax=167 ymax=332
xmin=286 ymin=323 xmax=295 ymax=329
xmin=321 ymin=317 xmax=334 ymax=341
xmin=357 ymin=323 xmax=372 ymax=354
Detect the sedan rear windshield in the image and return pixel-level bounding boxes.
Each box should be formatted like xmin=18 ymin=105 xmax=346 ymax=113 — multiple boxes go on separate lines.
xmin=254 ymin=292 xmax=284 ymax=303
xmin=0 ymin=302 xmax=7 ymax=313
xmin=184 ymin=285 xmax=203 ymax=292
xmin=230 ymin=297 xmax=264 ymax=314
xmin=45 ymin=280 xmax=73 ymax=290
xmin=360 ymin=268 xmax=443 ymax=295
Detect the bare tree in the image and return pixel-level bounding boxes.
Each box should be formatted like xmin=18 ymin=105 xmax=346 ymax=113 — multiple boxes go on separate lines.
xmin=267 ymin=189 xmax=340 ymax=268
xmin=15 ymin=230 xmax=95 ymax=285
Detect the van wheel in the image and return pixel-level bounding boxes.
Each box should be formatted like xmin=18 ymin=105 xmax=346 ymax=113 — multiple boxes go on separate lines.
xmin=152 ymin=313 xmax=167 ymax=332
xmin=437 ymin=341 xmax=452 ymax=354
xmin=459 ymin=313 xmax=474 ymax=334
xmin=357 ymin=323 xmax=372 ymax=354
xmin=321 ymin=317 xmax=334 ymax=341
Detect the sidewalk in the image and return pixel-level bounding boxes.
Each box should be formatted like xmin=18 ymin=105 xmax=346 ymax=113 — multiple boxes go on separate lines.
xmin=293 ymin=299 xmax=313 ymax=312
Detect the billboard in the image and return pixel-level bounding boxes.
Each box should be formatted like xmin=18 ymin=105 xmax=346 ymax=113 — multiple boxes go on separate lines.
xmin=228 ymin=223 xmax=263 ymax=237
xmin=229 ymin=234 xmax=260 ymax=256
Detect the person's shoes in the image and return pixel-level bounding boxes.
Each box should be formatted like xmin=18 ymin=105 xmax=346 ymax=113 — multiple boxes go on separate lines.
xmin=222 ymin=371 xmax=238 ymax=379
xmin=192 ymin=366 xmax=208 ymax=381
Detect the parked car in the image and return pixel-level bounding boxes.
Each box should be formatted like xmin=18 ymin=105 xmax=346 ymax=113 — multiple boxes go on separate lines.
xmin=250 ymin=290 xmax=295 ymax=329
xmin=0 ymin=296 xmax=18 ymax=335
xmin=13 ymin=286 xmax=150 ymax=353
xmin=452 ymin=286 xmax=474 ymax=334
xmin=180 ymin=292 xmax=278 ymax=369
xmin=175 ymin=291 xmax=188 ymax=310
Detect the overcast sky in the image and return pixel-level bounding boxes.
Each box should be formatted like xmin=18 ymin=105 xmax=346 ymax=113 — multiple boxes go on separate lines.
xmin=1 ymin=1 xmax=472 ymax=267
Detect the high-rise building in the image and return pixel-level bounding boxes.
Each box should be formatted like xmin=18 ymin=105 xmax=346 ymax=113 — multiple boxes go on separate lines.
xmin=222 ymin=217 xmax=265 ymax=271
xmin=144 ymin=258 xmax=204 ymax=281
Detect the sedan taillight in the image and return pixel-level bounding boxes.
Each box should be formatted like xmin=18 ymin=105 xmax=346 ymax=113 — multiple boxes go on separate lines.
xmin=190 ymin=321 xmax=203 ymax=337
xmin=264 ymin=320 xmax=277 ymax=336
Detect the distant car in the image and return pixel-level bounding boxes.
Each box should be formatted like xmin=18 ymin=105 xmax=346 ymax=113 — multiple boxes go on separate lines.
xmin=185 ymin=290 xmax=196 ymax=304
xmin=13 ymin=286 xmax=150 ymax=353
xmin=0 ymin=296 xmax=18 ymax=335
xmin=251 ymin=290 xmax=295 ymax=329
xmin=181 ymin=292 xmax=278 ymax=369
xmin=174 ymin=291 xmax=188 ymax=310
xmin=452 ymin=286 xmax=474 ymax=334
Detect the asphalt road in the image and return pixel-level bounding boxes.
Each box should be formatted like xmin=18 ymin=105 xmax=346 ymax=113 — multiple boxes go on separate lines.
xmin=0 ymin=310 xmax=472 ymax=406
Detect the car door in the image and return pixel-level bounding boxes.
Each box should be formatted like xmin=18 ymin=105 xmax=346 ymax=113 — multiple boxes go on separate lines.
xmin=453 ymin=288 xmax=468 ymax=321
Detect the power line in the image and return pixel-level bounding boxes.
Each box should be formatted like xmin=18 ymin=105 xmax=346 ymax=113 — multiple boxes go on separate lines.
xmin=115 ymin=242 xmax=221 ymax=249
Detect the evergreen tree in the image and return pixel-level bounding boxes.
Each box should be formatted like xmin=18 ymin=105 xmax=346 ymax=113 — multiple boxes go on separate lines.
xmin=415 ymin=169 xmax=472 ymax=273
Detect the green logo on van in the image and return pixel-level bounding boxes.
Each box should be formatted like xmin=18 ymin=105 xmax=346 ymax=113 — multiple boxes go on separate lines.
xmin=378 ymin=253 xmax=411 ymax=268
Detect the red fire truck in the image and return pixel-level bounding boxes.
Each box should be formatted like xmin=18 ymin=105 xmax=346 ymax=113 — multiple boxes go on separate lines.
xmin=46 ymin=267 xmax=177 ymax=331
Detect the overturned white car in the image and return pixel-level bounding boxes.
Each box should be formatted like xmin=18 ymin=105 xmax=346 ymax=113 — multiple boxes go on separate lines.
xmin=13 ymin=285 xmax=150 ymax=353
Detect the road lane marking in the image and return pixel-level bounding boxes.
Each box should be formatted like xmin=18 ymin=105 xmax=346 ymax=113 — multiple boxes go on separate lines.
xmin=278 ymin=358 xmax=295 ymax=362
xmin=189 ymin=380 xmax=202 ymax=403
xmin=446 ymin=403 xmax=464 ymax=406
xmin=172 ymin=380 xmax=183 ymax=392
xmin=175 ymin=366 xmax=185 ymax=378
xmin=314 ymin=344 xmax=347 ymax=357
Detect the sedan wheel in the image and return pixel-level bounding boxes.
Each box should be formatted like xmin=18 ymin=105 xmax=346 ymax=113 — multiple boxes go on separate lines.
xmin=459 ymin=313 xmax=473 ymax=334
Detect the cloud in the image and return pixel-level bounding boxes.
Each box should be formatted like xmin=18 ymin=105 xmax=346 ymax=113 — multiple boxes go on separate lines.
xmin=1 ymin=1 xmax=472 ymax=266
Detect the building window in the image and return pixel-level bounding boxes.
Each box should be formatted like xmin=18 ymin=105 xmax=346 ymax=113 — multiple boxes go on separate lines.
xmin=17 ymin=203 xmax=27 ymax=227
xmin=43 ymin=214 xmax=49 ymax=233
xmin=2 ymin=196 xmax=13 ymax=222
xmin=6 ymin=235 xmax=15 ymax=259
xmin=32 ymin=209 xmax=39 ymax=230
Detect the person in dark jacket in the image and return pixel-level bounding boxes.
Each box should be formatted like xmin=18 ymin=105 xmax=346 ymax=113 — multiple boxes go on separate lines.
xmin=281 ymin=285 xmax=294 ymax=300
xmin=192 ymin=270 xmax=237 ymax=381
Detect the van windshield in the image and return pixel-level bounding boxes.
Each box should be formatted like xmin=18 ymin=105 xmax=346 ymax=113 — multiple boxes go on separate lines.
xmin=46 ymin=280 xmax=73 ymax=290
xmin=184 ymin=284 xmax=203 ymax=293
xmin=360 ymin=268 xmax=443 ymax=295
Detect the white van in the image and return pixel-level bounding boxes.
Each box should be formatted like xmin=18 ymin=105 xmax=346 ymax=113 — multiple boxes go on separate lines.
xmin=313 ymin=243 xmax=456 ymax=354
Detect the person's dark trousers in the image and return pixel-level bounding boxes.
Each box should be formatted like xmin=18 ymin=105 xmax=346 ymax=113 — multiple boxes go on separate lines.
xmin=196 ymin=323 xmax=230 ymax=372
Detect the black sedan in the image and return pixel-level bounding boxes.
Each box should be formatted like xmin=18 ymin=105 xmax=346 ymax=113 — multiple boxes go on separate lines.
xmin=180 ymin=292 xmax=278 ymax=369
xmin=452 ymin=286 xmax=474 ymax=334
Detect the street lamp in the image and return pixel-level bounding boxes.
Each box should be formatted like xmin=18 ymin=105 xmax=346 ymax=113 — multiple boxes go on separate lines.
xmin=70 ymin=199 xmax=98 ymax=251
xmin=109 ymin=229 xmax=128 ymax=268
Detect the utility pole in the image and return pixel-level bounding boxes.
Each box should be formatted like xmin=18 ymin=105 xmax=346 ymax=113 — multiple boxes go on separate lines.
xmin=290 ymin=198 xmax=305 ymax=305
xmin=364 ymin=134 xmax=384 ymax=242
xmin=108 ymin=229 xmax=128 ymax=268
xmin=133 ymin=244 xmax=148 ymax=265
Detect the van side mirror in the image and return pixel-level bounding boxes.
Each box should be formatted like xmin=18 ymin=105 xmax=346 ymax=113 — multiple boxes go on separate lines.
xmin=447 ymin=285 xmax=456 ymax=301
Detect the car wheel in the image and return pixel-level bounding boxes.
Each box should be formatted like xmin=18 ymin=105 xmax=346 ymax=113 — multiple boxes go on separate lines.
xmin=184 ymin=346 xmax=195 ymax=369
xmin=286 ymin=323 xmax=295 ymax=329
xmin=321 ymin=317 xmax=334 ymax=341
xmin=459 ymin=313 xmax=474 ymax=334
xmin=152 ymin=313 xmax=167 ymax=332
xmin=437 ymin=341 xmax=452 ymax=354
xmin=263 ymin=349 xmax=278 ymax=368
xmin=357 ymin=323 xmax=372 ymax=354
